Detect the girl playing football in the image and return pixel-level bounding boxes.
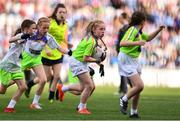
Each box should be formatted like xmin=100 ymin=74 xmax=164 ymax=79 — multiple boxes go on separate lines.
xmin=57 ymin=20 xmax=106 ymax=115
xmin=0 ymin=19 xmax=36 ymax=113
xmin=118 ymin=11 xmax=165 ymax=118
xmin=21 ymin=17 xmax=71 ymax=109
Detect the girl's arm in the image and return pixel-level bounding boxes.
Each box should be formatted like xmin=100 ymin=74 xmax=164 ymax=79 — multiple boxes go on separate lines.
xmin=9 ymin=34 xmax=30 ymax=43
xmin=147 ymin=26 xmax=165 ymax=42
xmin=84 ymin=56 xmax=100 ymax=63
xmin=120 ymin=40 xmax=146 ymax=47
xmin=57 ymin=46 xmax=68 ymax=54
xmin=57 ymin=46 xmax=72 ymax=56
xmin=9 ymin=35 xmax=22 ymax=43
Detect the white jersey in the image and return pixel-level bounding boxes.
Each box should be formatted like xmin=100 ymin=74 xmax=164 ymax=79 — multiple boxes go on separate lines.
xmin=24 ymin=32 xmax=59 ymax=56
xmin=0 ymin=33 xmax=25 ymax=72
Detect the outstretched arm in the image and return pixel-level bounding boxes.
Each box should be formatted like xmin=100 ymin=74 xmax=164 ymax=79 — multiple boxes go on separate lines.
xmin=9 ymin=35 xmax=22 ymax=43
xmin=147 ymin=25 xmax=165 ymax=42
xmin=57 ymin=46 xmax=69 ymax=54
xmin=120 ymin=40 xmax=146 ymax=47
xmin=9 ymin=34 xmax=30 ymax=43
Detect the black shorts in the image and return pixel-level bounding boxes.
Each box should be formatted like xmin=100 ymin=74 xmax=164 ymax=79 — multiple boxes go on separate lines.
xmin=41 ymin=56 xmax=64 ymax=66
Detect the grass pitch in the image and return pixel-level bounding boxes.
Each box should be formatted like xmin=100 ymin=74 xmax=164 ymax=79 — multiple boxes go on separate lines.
xmin=0 ymin=85 xmax=180 ymax=120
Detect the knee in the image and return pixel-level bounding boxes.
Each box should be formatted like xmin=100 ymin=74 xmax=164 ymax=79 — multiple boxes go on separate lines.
xmin=19 ymin=85 xmax=27 ymax=92
xmin=88 ymin=83 xmax=95 ymax=91
xmin=138 ymin=83 xmax=144 ymax=92
xmin=39 ymin=78 xmax=47 ymax=85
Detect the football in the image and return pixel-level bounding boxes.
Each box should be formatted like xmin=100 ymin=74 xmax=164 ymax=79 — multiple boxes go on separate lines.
xmin=92 ymin=46 xmax=106 ymax=62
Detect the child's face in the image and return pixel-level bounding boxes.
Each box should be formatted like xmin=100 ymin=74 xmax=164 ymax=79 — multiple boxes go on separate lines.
xmin=56 ymin=7 xmax=67 ymax=22
xmin=38 ymin=22 xmax=50 ymax=35
xmin=27 ymin=24 xmax=36 ymax=35
xmin=93 ymin=23 xmax=105 ymax=39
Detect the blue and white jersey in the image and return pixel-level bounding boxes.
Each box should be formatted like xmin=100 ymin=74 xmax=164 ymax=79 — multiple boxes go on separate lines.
xmin=24 ymin=31 xmax=59 ymax=56
xmin=0 ymin=33 xmax=25 ymax=72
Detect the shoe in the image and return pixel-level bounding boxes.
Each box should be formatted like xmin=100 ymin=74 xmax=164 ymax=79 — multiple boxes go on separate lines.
xmin=78 ymin=108 xmax=91 ymax=115
xmin=30 ymin=103 xmax=42 ymax=109
xmin=4 ymin=108 xmax=16 ymax=113
xmin=76 ymin=106 xmax=89 ymax=111
xmin=129 ymin=113 xmax=140 ymax=119
xmin=119 ymin=97 xmax=128 ymax=114
xmin=57 ymin=84 xmax=64 ymax=102
xmin=24 ymin=86 xmax=32 ymax=98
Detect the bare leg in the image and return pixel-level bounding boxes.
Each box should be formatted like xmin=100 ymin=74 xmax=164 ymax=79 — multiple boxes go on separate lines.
xmin=50 ymin=63 xmax=61 ymax=92
xmin=77 ymin=72 xmax=94 ymax=104
xmin=126 ymin=74 xmax=144 ymax=99
xmin=5 ymin=79 xmax=27 ymax=112
xmin=29 ymin=64 xmax=47 ymax=108
xmin=32 ymin=64 xmax=47 ymax=96
xmin=11 ymin=80 xmax=27 ymax=102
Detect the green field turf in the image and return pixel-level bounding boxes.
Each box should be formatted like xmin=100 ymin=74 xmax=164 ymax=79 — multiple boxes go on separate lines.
xmin=0 ymin=85 xmax=180 ymax=120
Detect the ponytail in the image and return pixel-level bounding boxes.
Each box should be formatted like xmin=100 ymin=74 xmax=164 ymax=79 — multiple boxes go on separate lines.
xmin=14 ymin=28 xmax=22 ymax=36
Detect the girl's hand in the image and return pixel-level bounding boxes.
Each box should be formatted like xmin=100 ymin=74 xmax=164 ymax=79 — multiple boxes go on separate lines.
xmin=67 ymin=50 xmax=72 ymax=56
xmin=46 ymin=51 xmax=52 ymax=56
xmin=137 ymin=40 xmax=146 ymax=46
xmin=45 ymin=49 xmax=52 ymax=56
xmin=21 ymin=34 xmax=31 ymax=39
xmin=159 ymin=26 xmax=165 ymax=30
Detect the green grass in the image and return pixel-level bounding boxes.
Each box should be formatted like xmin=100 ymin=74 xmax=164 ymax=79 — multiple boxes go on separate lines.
xmin=1 ymin=85 xmax=180 ymax=120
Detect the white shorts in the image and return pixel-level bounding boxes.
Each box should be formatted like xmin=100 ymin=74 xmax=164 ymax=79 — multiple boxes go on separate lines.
xmin=118 ymin=52 xmax=141 ymax=77
xmin=69 ymin=57 xmax=89 ymax=77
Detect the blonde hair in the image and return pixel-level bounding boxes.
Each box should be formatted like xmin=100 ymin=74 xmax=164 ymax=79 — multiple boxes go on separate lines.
xmin=37 ymin=17 xmax=50 ymax=26
xmin=85 ymin=20 xmax=104 ymax=36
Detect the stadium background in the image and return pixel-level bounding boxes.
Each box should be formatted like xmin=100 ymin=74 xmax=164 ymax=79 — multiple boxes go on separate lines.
xmin=0 ymin=0 xmax=180 ymax=87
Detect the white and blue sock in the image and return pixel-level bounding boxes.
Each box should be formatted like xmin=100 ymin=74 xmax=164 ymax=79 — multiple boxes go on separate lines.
xmin=7 ymin=99 xmax=16 ymax=108
xmin=32 ymin=94 xmax=40 ymax=104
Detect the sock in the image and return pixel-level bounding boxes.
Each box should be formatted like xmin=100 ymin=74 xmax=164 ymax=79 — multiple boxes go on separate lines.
xmin=131 ymin=108 xmax=138 ymax=115
xmin=48 ymin=91 xmax=55 ymax=100
xmin=7 ymin=99 xmax=16 ymax=108
xmin=62 ymin=85 xmax=69 ymax=92
xmin=32 ymin=94 xmax=40 ymax=104
xmin=122 ymin=94 xmax=128 ymax=102
xmin=78 ymin=102 xmax=86 ymax=110
xmin=28 ymin=80 xmax=35 ymax=88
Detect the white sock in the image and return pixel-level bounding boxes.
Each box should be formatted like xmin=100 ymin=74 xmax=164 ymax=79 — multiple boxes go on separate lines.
xmin=7 ymin=99 xmax=16 ymax=108
xmin=78 ymin=102 xmax=86 ymax=110
xmin=62 ymin=85 xmax=69 ymax=92
xmin=130 ymin=108 xmax=138 ymax=115
xmin=122 ymin=94 xmax=128 ymax=102
xmin=32 ymin=94 xmax=40 ymax=104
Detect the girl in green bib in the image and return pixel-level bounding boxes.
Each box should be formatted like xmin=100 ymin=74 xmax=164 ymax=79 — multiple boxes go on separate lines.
xmin=118 ymin=11 xmax=165 ymax=118
xmin=57 ymin=20 xmax=106 ymax=115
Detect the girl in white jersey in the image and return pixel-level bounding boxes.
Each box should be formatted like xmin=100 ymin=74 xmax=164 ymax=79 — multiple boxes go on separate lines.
xmin=0 ymin=19 xmax=36 ymax=113
xmin=21 ymin=17 xmax=72 ymax=109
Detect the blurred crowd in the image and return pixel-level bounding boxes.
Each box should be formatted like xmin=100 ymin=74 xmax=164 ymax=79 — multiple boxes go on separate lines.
xmin=0 ymin=0 xmax=180 ymax=69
